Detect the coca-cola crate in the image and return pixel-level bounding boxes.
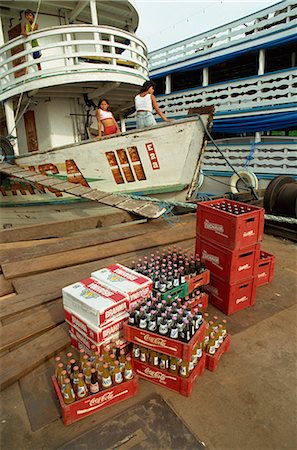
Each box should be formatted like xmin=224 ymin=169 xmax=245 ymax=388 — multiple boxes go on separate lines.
xmin=205 ymin=275 xmax=257 ymax=315
xmin=123 ymin=321 xmax=207 ymax=361
xmin=257 ymin=251 xmax=276 ymax=287
xmin=205 ymin=334 xmax=231 ymax=372
xmin=189 ymin=293 xmax=209 ymax=312
xmin=52 ymin=375 xmax=138 ymax=426
xmin=196 ymin=238 xmax=260 ymax=284
xmin=132 ymin=352 xmax=206 ymax=397
xmin=153 ymin=282 xmax=189 ymax=301
xmin=196 ymin=199 xmax=264 ymax=250
xmin=187 ymin=269 xmax=210 ymax=293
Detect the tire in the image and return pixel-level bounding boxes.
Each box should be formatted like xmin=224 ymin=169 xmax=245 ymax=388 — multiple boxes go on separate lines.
xmin=230 ymin=170 xmax=259 ymax=194
xmin=264 ymin=175 xmax=295 ymax=213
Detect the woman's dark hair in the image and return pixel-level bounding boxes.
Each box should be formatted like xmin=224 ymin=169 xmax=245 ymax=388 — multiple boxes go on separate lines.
xmin=98 ymin=98 xmax=110 ymax=110
xmin=25 ymin=9 xmax=34 ymax=16
xmin=140 ymin=80 xmax=156 ymax=93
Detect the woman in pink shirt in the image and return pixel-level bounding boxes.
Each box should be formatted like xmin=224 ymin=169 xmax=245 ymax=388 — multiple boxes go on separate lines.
xmin=96 ymin=99 xmax=120 ymax=138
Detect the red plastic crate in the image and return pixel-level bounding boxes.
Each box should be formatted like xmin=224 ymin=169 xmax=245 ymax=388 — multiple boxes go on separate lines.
xmin=196 ymin=199 xmax=264 ymax=250
xmin=187 ymin=269 xmax=210 ymax=293
xmin=205 ymin=334 xmax=231 ymax=371
xmin=205 ymin=275 xmax=257 ymax=315
xmin=123 ymin=321 xmax=207 ymax=361
xmin=196 ymin=238 xmax=260 ymax=284
xmin=52 ymin=374 xmax=138 ymax=426
xmin=257 ymin=251 xmax=276 ymax=286
xmin=189 ymin=293 xmax=209 ymax=312
xmin=132 ymin=352 xmax=206 ymax=397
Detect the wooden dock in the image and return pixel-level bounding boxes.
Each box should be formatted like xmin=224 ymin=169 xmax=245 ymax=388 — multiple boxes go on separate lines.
xmin=0 ymin=209 xmax=197 ymax=391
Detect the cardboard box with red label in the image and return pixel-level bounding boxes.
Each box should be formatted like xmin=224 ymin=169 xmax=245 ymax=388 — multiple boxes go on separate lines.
xmin=62 ymin=277 xmax=129 ymax=327
xmin=65 ymin=307 xmax=128 ymax=344
xmin=91 ymin=264 xmax=152 ymax=309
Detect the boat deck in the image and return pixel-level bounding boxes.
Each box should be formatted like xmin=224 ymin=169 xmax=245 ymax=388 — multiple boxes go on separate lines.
xmin=0 ymin=208 xmax=296 ymax=450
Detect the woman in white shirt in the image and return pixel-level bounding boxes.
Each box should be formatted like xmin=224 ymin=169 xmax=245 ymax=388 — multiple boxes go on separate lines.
xmin=96 ymin=98 xmax=120 ymax=138
xmin=135 ymin=80 xmax=172 ymax=129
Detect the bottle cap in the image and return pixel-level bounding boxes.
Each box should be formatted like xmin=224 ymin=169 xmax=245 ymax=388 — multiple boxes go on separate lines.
xmin=73 ymin=366 xmax=79 ymax=371
xmin=78 ymin=373 xmax=84 ymax=378
xmin=64 ymin=378 xmax=70 ymax=383
xmin=58 ymin=363 xmax=63 ymax=368
xmin=91 ymin=368 xmax=96 ymax=373
xmin=126 ymin=356 xmax=131 ymax=362
xmin=55 ymin=356 xmax=61 ymax=362
xmin=61 ymin=370 xmax=67 ymax=375
xmin=66 ymin=352 xmax=72 ymax=358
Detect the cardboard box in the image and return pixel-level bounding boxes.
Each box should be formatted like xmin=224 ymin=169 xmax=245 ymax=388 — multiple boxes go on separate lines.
xmin=69 ymin=327 xmax=129 ymax=356
xmin=62 ymin=277 xmax=128 ymax=326
xmin=91 ymin=264 xmax=152 ymax=308
xmin=64 ymin=306 xmax=128 ymax=344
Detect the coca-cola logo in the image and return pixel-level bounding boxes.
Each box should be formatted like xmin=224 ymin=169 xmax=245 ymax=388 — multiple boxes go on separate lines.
xmin=139 ymin=367 xmax=176 ymax=384
xmin=238 ymin=263 xmax=250 ymax=272
xmin=236 ymin=295 xmax=248 ymax=304
xmin=243 ymin=230 xmax=255 ymax=238
xmin=89 ymin=391 xmax=114 ymax=406
xmin=258 ymin=272 xmax=266 ymax=278
xmin=143 ymin=334 xmax=167 ymax=347
xmin=134 ymin=334 xmax=177 ymax=352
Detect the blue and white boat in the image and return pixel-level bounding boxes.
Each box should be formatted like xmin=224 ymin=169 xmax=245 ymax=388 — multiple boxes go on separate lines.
xmin=147 ymin=0 xmax=297 ymax=196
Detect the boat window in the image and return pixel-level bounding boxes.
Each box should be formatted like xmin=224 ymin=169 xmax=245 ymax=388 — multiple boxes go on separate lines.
xmin=153 ymin=77 xmax=166 ymax=95
xmin=209 ymin=52 xmax=258 ymax=84
xmin=266 ymin=42 xmax=297 ymax=73
xmin=171 ymin=68 xmax=202 ymax=92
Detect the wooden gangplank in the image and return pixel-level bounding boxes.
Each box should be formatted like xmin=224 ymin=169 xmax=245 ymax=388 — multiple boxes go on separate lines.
xmin=0 ymin=162 xmax=166 ymax=219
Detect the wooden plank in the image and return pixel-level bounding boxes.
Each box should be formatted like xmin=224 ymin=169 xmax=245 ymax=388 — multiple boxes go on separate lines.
xmin=3 ymin=215 xmax=196 ymax=279
xmin=0 ymin=220 xmax=151 ymax=264
xmin=0 ymin=322 xmax=70 ymax=391
xmin=0 ymin=290 xmax=62 ymax=321
xmin=0 ymin=275 xmax=14 ymax=296
xmin=0 ymin=299 xmax=64 ymax=353
xmin=12 ymin=237 xmax=195 ymax=295
xmin=0 ymin=210 xmax=135 ymax=243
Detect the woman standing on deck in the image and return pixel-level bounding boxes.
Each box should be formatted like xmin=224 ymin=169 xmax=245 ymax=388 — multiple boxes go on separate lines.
xmin=135 ymin=80 xmax=172 ymax=129
xmin=96 ymin=99 xmax=120 ymax=138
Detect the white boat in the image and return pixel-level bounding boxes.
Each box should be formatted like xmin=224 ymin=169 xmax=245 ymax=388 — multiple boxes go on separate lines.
xmin=0 ymin=0 xmax=212 ymax=206
xmin=145 ymin=0 xmax=297 ymax=196
xmin=0 ymin=116 xmax=211 ymax=205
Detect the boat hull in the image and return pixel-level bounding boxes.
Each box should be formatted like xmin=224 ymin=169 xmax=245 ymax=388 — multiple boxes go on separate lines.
xmin=0 ymin=117 xmax=210 ymax=206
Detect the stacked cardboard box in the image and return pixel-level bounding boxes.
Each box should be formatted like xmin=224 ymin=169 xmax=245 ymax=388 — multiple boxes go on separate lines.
xmin=62 ymin=264 xmax=152 ymax=354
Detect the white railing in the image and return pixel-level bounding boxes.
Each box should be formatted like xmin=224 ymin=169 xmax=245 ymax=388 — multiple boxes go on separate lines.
xmin=156 ymin=69 xmax=297 ymax=115
xmin=0 ymin=24 xmax=148 ymax=99
xmin=149 ymin=0 xmax=297 ymax=73
xmin=202 ymin=142 xmax=297 ymax=175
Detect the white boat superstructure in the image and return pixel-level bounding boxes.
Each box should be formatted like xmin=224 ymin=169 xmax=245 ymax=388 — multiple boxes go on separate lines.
xmin=0 ymin=0 xmax=148 ymax=156
xmin=146 ymin=0 xmax=297 ymax=195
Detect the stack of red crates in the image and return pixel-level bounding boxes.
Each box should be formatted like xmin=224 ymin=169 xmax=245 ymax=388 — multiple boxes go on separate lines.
xmin=195 ymin=199 xmax=265 ymax=315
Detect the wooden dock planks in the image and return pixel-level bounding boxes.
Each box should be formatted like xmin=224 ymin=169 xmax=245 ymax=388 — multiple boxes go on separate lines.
xmin=0 ymin=209 xmax=196 ymax=391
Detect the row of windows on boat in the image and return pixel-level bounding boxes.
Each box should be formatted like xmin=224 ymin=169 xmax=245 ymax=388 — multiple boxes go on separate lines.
xmin=153 ymin=42 xmax=296 ymax=95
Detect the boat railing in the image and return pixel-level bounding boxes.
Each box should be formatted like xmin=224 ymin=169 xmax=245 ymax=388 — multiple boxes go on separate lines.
xmin=0 ymin=24 xmax=148 ymax=101
xmin=149 ymin=0 xmax=297 ymax=73
xmin=156 ymin=68 xmax=297 ymax=115
xmin=202 ymin=141 xmax=297 ymax=176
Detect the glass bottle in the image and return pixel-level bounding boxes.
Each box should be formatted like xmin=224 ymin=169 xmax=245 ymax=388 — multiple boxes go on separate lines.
xmin=113 ymin=361 xmax=123 ymax=385
xmin=77 ymin=373 xmax=88 ymax=399
xmin=62 ymin=378 xmax=75 ymax=404
xmin=159 ymin=354 xmax=169 ymax=371
xmin=101 ymin=363 xmax=113 ymax=390
xmin=89 ymin=368 xmax=100 ymax=394
xmin=124 ymin=357 xmax=134 ymax=381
